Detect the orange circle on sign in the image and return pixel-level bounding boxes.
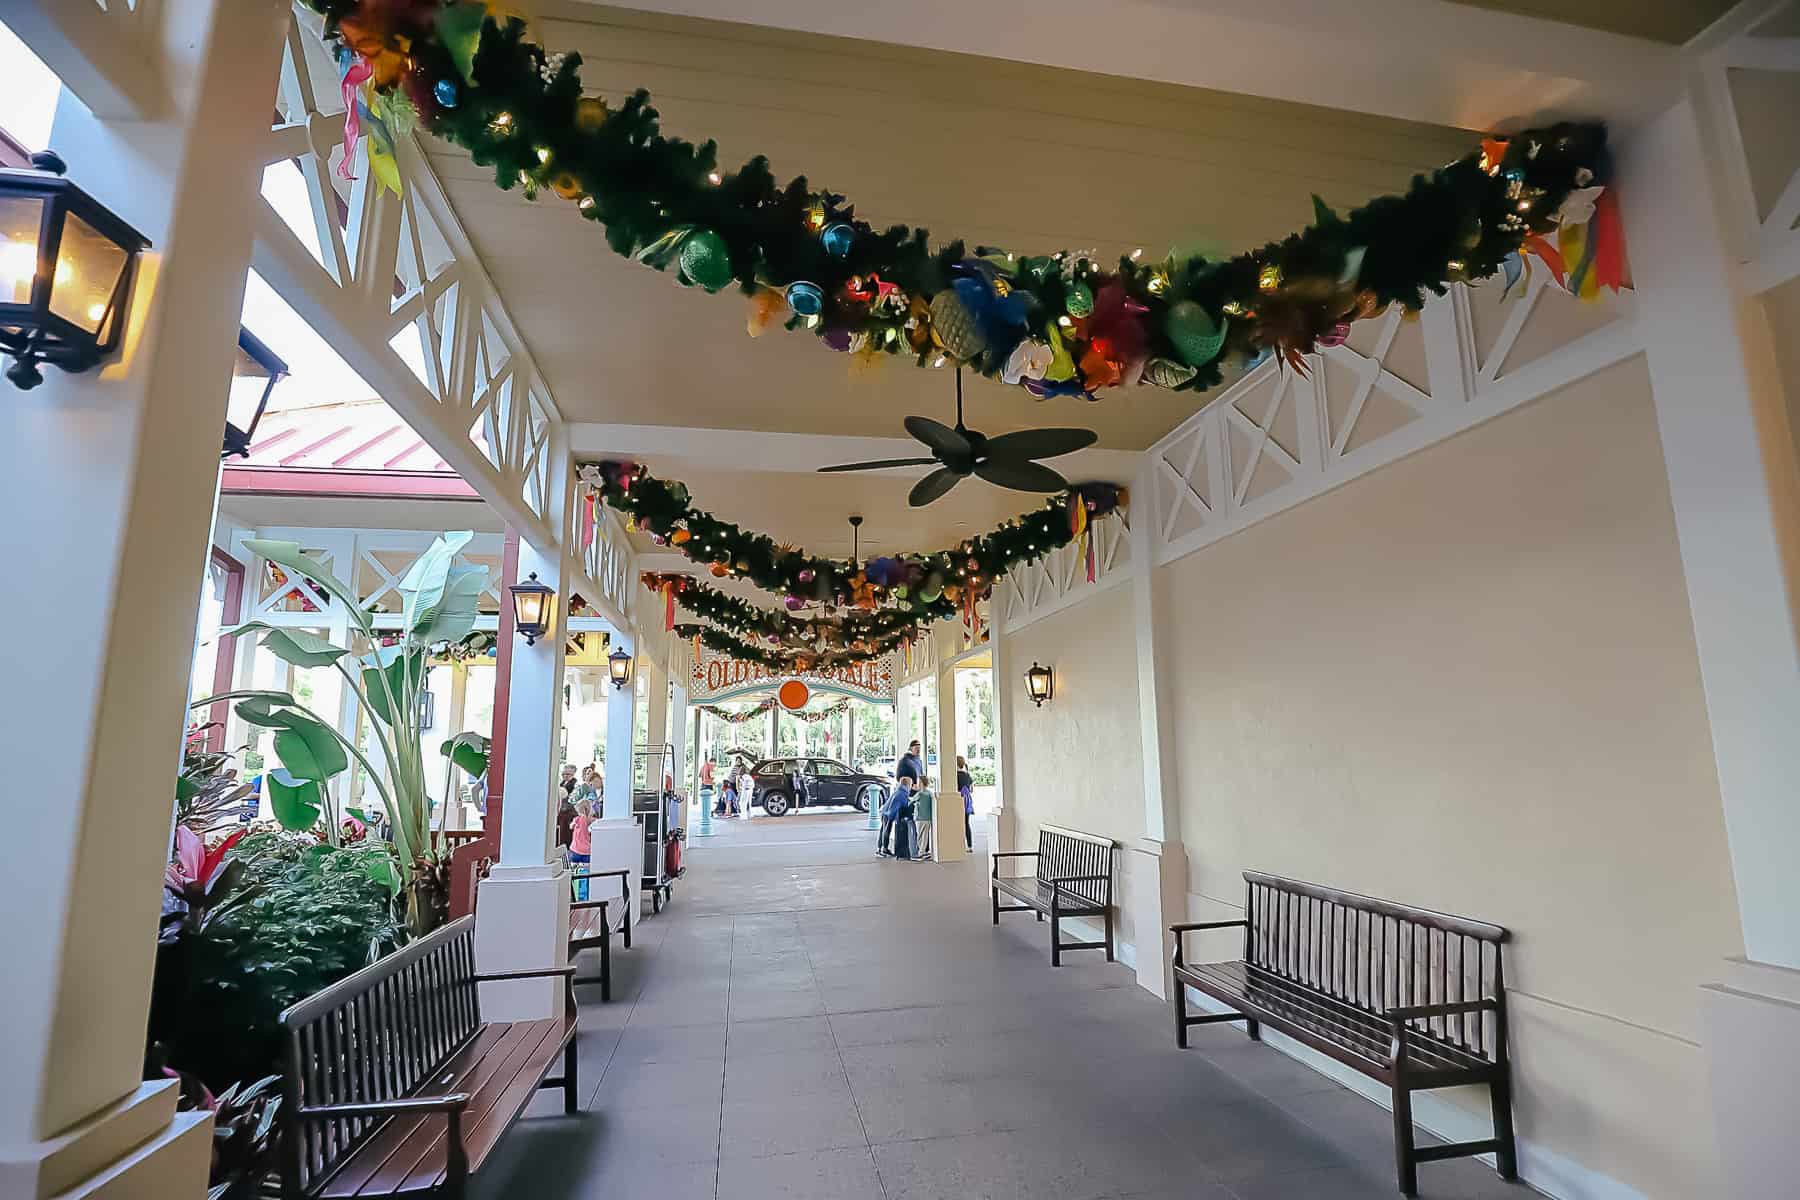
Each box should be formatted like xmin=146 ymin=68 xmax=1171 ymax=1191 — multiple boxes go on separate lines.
xmin=777 ymin=679 xmax=811 ymax=711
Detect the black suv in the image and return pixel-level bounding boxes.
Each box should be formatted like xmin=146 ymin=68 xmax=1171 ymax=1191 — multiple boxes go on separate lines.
xmin=748 ymin=757 xmax=891 ymax=817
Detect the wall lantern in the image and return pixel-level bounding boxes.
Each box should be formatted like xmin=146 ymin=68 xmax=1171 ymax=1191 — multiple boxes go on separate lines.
xmin=508 ymin=571 xmax=555 ymax=644
xmin=1024 ymin=661 xmax=1054 ymax=707
xmin=0 ymin=151 xmax=150 ymax=390
xmin=607 ymin=645 xmax=633 ymax=690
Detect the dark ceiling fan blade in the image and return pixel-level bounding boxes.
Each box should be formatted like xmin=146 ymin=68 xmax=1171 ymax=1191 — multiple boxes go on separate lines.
xmin=982 ymin=427 xmax=1098 ymax=463
xmin=903 ymin=416 xmax=973 ymax=462
xmin=974 ymin=459 xmax=1070 ymax=493
xmin=908 ymin=467 xmax=964 ymax=507
xmin=817 ymin=458 xmax=939 ymax=474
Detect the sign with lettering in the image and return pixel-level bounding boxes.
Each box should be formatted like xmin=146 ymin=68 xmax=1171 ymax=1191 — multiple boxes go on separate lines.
xmin=689 ymin=642 xmax=895 ymax=704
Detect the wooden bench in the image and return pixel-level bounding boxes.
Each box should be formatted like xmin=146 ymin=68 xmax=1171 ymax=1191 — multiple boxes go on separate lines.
xmin=569 ymin=867 xmax=632 ymax=1002
xmin=1171 ymin=871 xmax=1517 ymax=1197
xmin=990 ymin=824 xmax=1116 ymax=965
xmin=275 ymin=916 xmax=578 ymax=1198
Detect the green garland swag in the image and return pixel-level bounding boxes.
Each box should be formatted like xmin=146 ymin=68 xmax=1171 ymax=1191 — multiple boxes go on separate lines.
xmin=302 ymin=2 xmax=1622 ymax=400
xmin=698 ymin=697 xmax=854 ymax=725
xmin=677 ymin=623 xmax=891 ymax=672
xmin=644 ymin=571 xmax=931 ymax=650
xmin=586 ymin=461 xmax=1124 ymax=621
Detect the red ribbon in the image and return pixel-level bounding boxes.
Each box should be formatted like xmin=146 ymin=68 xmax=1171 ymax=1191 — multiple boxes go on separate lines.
xmin=338 ymin=58 xmax=372 ymax=181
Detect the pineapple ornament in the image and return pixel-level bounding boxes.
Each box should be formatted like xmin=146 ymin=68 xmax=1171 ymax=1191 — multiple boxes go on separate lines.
xmin=929 ymin=287 xmax=987 ymax=362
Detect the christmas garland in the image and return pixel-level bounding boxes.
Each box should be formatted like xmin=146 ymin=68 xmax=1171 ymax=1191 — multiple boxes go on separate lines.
xmin=678 ymin=623 xmax=888 ymax=672
xmin=302 ymin=2 xmax=1628 ymax=403
xmin=698 ymin=697 xmax=855 ymax=725
xmin=644 ymin=571 xmax=929 ymax=650
xmin=584 ymin=461 xmax=1124 ymax=625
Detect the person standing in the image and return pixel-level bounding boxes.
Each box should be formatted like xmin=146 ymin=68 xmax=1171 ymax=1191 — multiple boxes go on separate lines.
xmin=913 ymin=777 xmax=934 ymax=860
xmin=879 ymin=774 xmax=913 ymax=857
xmin=568 ymin=798 xmax=594 ymax=900
xmin=699 ymin=757 xmax=715 ymax=815
xmin=957 ymin=755 xmax=975 ymax=851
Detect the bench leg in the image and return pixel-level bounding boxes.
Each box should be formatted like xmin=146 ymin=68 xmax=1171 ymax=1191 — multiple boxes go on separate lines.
xmin=991 ymin=882 xmax=1000 ymax=925
xmin=1490 ymin=1070 xmax=1518 ymax=1180
xmin=1049 ymin=899 xmax=1062 ymax=966
xmin=563 ymin=1036 xmax=578 ymax=1114
xmin=1173 ymin=979 xmax=1189 ymax=1048
xmin=1246 ymin=1018 xmax=1261 ymax=1042
xmin=624 ymin=902 xmax=633 ymax=950
xmin=1392 ymin=1081 xmax=1418 ymax=1197
xmin=601 ymin=927 xmax=612 ymax=1004
xmin=1103 ymin=908 xmax=1115 ymax=963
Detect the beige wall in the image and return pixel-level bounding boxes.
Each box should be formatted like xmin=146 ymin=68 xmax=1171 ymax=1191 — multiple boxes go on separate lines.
xmin=1154 ymin=356 xmax=1741 ymax=1197
xmin=1002 ymin=593 xmax=1145 ymax=852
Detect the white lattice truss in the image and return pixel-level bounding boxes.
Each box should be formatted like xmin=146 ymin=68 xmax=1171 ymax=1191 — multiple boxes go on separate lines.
xmin=1689 ymin=0 xmax=1800 ymax=295
xmin=250 ymin=6 xmax=635 ymax=629
xmin=997 ymin=512 xmax=1131 ymax=630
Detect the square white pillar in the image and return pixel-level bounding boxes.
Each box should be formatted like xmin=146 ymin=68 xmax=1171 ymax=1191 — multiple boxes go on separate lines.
xmin=0 ymin=1 xmax=287 ymax=1192
xmin=934 ymin=663 xmax=966 ymax=862
xmin=603 ymin=627 xmax=636 ymax=819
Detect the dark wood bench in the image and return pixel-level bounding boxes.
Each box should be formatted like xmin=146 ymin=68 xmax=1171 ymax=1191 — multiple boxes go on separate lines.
xmin=569 ymin=867 xmax=632 ymax=1001
xmin=990 ymin=824 xmax=1116 ymax=965
xmin=275 ymin=916 xmax=578 ymax=1198
xmin=1171 ymin=871 xmax=1517 ymax=1197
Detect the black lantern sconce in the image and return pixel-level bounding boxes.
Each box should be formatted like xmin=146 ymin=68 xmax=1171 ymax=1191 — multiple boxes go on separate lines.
xmin=508 ymin=572 xmax=555 ymax=645
xmin=1023 ymin=661 xmax=1054 ymax=707
xmin=1 ymin=151 xmax=150 ymax=390
xmin=607 ymin=644 xmax=633 ymax=690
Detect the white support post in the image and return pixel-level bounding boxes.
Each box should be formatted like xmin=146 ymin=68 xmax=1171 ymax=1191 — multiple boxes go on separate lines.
xmin=668 ymin=674 xmax=689 ymax=826
xmin=934 ymin=662 xmax=966 ymax=862
xmin=0 ymin=2 xmax=287 ymax=1194
xmin=1620 ymin=96 xmax=1800 ymax=1196
xmin=474 ymin=440 xmax=573 ymax=1021
xmin=989 ymin=605 xmax=1015 ymax=858
xmin=603 ymin=627 xmax=636 ymax=819
xmin=1125 ymin=471 xmax=1187 ymax=998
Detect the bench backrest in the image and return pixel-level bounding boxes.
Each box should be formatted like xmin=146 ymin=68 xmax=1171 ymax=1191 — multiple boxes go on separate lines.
xmin=1035 ymin=825 xmax=1117 ymax=908
xmin=278 ymin=916 xmax=483 ymax=1195
xmin=1241 ymin=872 xmax=1509 ymax=1061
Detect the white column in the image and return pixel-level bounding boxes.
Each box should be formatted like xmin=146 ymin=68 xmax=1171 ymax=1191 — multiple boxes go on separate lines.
xmin=0 ymin=2 xmax=286 ymax=1193
xmin=989 ymin=608 xmax=1016 ymax=857
xmin=1124 ymin=471 xmax=1187 ymax=997
xmin=934 ymin=663 xmax=966 ymax=862
xmin=643 ymin=653 xmax=668 ymax=766
xmin=474 ymin=455 xmax=572 ymax=1021
xmin=1621 ymin=97 xmax=1800 ymax=1196
xmin=602 ymin=626 xmax=636 ymax=818
xmin=668 ymin=674 xmax=689 ymax=826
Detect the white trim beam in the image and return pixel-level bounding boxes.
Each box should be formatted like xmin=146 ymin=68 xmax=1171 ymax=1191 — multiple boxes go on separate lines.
xmin=580 ymin=0 xmax=1680 ymax=129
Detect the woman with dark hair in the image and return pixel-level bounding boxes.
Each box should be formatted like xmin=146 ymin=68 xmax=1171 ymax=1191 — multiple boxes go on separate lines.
xmin=956 ymin=756 xmax=975 ymax=851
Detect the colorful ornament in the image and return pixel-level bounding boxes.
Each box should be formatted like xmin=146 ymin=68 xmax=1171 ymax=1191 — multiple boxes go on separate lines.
xmin=929 ymin=287 xmax=987 ymax=361
xmin=821 ymin=222 xmax=855 ymax=258
xmin=1001 ymin=338 xmax=1053 ymax=384
xmin=678 ymin=229 xmax=734 ymax=292
xmin=797 ymin=568 xmax=816 ymax=584
xmin=710 ymin=562 xmax=729 ymax=578
xmin=573 ymin=96 xmax=610 ymax=131
xmin=1065 ymin=281 xmax=1095 ymax=318
xmin=550 ymin=172 xmax=583 ymax=200
xmin=672 ymin=529 xmax=691 ymax=544
xmin=434 ymin=78 xmax=460 ymax=108
xmin=1315 ymin=322 xmax=1352 ymax=348
xmin=786 ymin=281 xmax=824 ymax=316
xmin=1143 ymin=357 xmax=1198 ymax=389
xmin=1165 ymin=300 xmax=1227 ymax=366
xmin=784 ymin=595 xmax=805 ymax=611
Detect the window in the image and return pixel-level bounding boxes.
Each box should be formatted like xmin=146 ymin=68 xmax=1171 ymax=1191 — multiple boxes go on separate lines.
xmin=812 ymin=759 xmax=849 ymax=777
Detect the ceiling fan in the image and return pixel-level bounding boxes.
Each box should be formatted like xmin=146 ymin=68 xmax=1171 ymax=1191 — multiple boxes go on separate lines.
xmin=818 ymin=368 xmax=1098 ymax=507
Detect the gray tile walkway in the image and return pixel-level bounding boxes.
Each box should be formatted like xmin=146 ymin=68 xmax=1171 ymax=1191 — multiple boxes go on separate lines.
xmin=470 ymin=811 xmax=1532 ymax=1200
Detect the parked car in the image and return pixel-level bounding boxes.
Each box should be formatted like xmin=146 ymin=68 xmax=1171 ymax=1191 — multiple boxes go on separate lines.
xmin=748 ymin=757 xmax=891 ymax=817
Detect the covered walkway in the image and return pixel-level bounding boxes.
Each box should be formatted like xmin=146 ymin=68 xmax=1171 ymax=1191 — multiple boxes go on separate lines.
xmin=474 ymin=813 xmax=1519 ymax=1200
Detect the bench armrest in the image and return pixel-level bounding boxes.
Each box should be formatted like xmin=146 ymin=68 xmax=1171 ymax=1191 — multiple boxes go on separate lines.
xmin=569 ymin=868 xmax=631 ymax=881
xmin=991 ymin=850 xmax=1040 ymax=858
xmin=297 ymin=1092 xmax=471 ymax=1120
xmin=569 ymin=898 xmax=611 ymax=912
xmin=474 ymin=966 xmax=579 ymax=983
xmin=1385 ymin=997 xmax=1499 ymax=1023
xmin=1045 ymin=873 xmax=1110 ymax=884
xmin=1169 ymin=920 xmax=1247 ymax=966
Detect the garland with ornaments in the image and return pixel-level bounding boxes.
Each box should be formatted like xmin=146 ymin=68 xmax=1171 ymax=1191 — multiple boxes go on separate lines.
xmin=582 ymin=461 xmax=1125 ymax=625
xmin=644 ymin=571 xmax=931 ymax=653
xmin=698 ymin=697 xmax=855 ymax=725
xmin=677 ymin=623 xmax=886 ymax=672
xmin=300 ymin=1 xmax=1628 ymax=403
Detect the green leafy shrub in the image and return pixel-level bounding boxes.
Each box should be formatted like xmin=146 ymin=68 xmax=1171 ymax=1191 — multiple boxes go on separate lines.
xmin=149 ymin=832 xmax=402 ymax=1088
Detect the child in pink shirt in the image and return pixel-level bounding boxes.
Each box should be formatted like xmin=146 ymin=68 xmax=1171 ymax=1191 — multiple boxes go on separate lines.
xmin=569 ymin=799 xmax=593 ymax=899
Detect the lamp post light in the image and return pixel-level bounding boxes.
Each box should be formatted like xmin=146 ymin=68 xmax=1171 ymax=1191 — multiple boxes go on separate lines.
xmin=1023 ymin=661 xmax=1054 ymax=707
xmin=607 ymin=645 xmax=633 ymax=690
xmin=0 ymin=151 xmax=150 ymax=390
xmin=508 ymin=572 xmax=555 ymax=645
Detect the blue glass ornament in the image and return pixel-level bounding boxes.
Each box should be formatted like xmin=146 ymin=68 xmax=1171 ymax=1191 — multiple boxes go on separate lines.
xmin=434 ymin=78 xmax=460 ymax=108
xmin=786 ymin=280 xmax=825 ymax=316
xmin=821 ymin=222 xmax=855 ymax=258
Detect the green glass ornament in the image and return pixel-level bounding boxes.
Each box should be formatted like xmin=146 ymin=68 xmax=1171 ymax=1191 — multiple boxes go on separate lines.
xmin=1065 ymin=281 xmax=1094 ymax=318
xmin=1165 ymin=300 xmax=1226 ymax=366
xmin=679 ymin=229 xmax=734 ymax=293
xmin=1143 ymin=357 xmax=1199 ymax=389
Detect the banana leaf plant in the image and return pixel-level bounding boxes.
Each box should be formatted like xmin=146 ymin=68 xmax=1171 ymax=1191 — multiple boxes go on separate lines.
xmin=190 ymin=532 xmax=489 ymax=935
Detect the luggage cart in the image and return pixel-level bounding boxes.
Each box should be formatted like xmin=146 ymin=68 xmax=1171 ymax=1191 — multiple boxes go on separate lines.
xmin=633 ymin=745 xmax=685 ymax=912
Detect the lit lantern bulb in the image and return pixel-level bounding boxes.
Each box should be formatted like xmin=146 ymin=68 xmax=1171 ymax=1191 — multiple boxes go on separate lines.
xmin=707 ymin=171 xmax=722 ymax=185
xmin=1258 ymin=264 xmax=1282 ymax=292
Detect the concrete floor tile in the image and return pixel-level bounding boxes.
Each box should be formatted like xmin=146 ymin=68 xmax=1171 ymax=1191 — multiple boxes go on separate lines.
xmin=720 ymin=1091 xmax=870 ymax=1159
xmin=715 ymin=1144 xmax=882 ymax=1200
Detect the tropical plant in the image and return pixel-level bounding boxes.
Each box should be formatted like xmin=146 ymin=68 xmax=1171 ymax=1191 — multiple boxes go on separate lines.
xmin=149 ymin=830 xmax=402 ymax=1089
xmin=191 ymin=532 xmax=489 ymax=934
xmin=176 ymin=727 xmax=255 ymax=837
xmin=157 ymin=1065 xmax=283 ymax=1200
